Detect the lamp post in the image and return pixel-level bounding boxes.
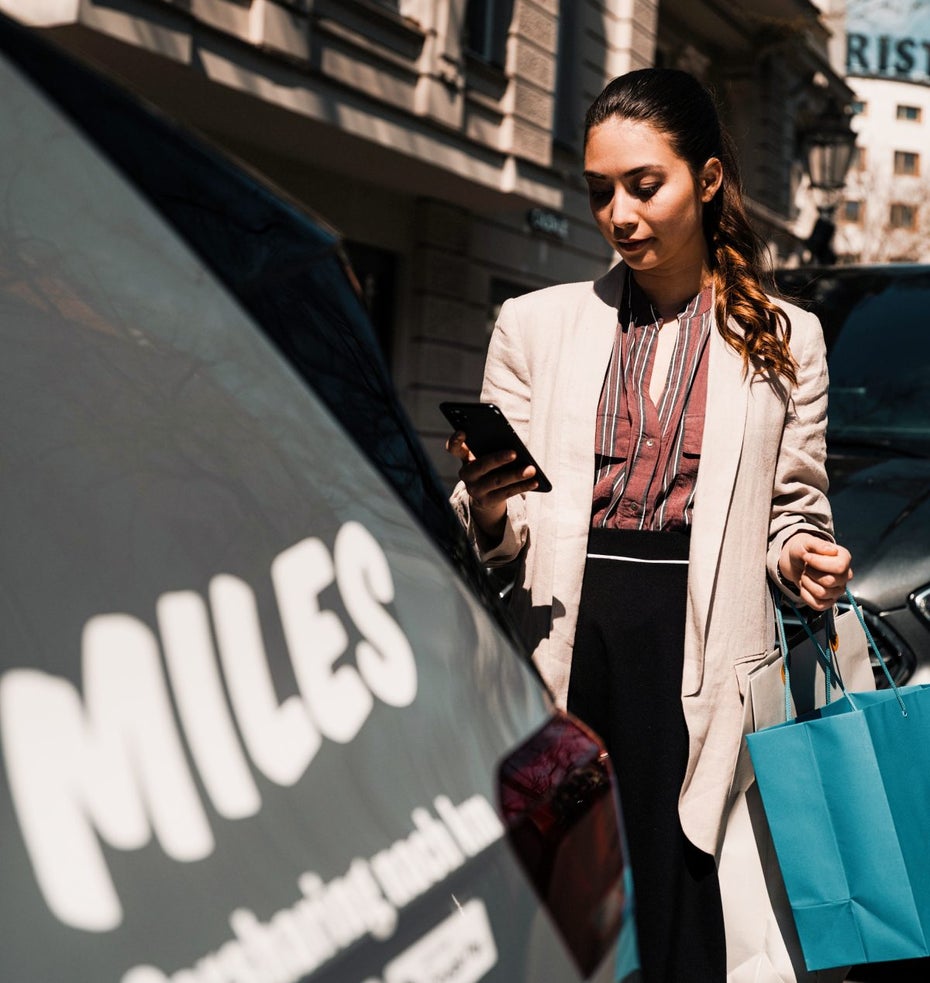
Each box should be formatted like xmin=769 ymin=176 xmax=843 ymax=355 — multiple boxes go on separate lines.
xmin=801 ymin=100 xmax=857 ymax=266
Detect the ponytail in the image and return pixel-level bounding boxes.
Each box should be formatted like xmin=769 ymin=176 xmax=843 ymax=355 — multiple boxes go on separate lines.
xmin=709 ymin=133 xmax=797 ymax=386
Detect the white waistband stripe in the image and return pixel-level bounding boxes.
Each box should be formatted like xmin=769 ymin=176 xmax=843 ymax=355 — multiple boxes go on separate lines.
xmin=586 ymin=552 xmax=689 ymax=565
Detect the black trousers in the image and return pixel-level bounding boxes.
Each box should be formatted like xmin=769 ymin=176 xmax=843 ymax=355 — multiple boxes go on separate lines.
xmin=567 ymin=528 xmax=726 ymax=983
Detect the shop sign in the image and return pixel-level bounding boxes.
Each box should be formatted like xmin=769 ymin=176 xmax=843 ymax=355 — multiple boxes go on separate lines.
xmin=847 ymin=0 xmax=930 ymax=83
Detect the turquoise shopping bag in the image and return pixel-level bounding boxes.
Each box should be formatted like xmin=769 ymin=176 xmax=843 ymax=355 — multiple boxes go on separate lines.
xmin=746 ymin=592 xmax=930 ymax=971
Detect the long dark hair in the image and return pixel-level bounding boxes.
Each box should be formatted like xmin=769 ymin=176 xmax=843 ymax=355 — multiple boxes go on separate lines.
xmin=585 ymin=68 xmax=796 ymax=385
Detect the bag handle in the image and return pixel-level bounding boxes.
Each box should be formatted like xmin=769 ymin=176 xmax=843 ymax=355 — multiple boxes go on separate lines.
xmin=772 ymin=586 xmax=907 ymax=720
xmin=780 ymin=599 xmax=835 ymax=705
xmin=771 ymin=583 xmax=836 ymax=721
xmin=843 ymin=588 xmax=907 ymax=715
xmin=771 ymin=585 xmax=794 ymax=723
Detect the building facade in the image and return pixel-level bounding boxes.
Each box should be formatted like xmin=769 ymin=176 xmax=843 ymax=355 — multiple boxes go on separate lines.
xmin=5 ymin=0 xmax=851 ymax=481
xmin=835 ymin=0 xmax=930 ymax=263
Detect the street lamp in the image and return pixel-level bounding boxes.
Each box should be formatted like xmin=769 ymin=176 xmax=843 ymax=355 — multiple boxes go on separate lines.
xmin=801 ymin=100 xmax=857 ymax=265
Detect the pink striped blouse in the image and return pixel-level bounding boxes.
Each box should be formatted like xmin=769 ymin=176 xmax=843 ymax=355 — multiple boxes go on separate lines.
xmin=592 ymin=273 xmax=712 ymax=531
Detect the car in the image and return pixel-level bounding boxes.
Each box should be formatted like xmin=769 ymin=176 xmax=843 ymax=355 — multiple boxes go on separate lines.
xmin=776 ymin=268 xmax=930 ymax=983
xmin=774 ymin=263 xmax=930 ymax=690
xmin=0 ymin=13 xmax=629 ymax=983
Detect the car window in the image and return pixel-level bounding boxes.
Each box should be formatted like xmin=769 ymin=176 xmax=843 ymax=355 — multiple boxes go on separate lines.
xmin=0 ymin=41 xmax=551 ymax=983
xmin=825 ymin=275 xmax=930 ymax=440
xmin=779 ymin=269 xmax=930 ymax=448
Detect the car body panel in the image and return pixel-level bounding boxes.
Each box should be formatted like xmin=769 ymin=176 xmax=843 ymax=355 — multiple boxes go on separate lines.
xmin=828 ymin=459 xmax=930 ymax=610
xmin=0 ymin=15 xmax=626 ymax=983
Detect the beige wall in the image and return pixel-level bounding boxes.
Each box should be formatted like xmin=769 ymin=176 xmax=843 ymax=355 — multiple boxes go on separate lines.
xmin=837 ymin=76 xmax=930 ymax=262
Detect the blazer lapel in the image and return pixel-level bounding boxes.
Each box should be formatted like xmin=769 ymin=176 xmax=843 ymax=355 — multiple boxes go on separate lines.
xmin=569 ymin=264 xmax=624 ymax=412
xmin=560 ymin=263 xmax=624 ymax=461
xmin=683 ymin=320 xmax=750 ymax=695
xmin=548 ymin=264 xmax=622 ymax=576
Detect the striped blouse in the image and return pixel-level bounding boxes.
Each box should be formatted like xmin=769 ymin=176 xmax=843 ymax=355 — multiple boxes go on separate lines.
xmin=592 ymin=272 xmax=712 ymax=531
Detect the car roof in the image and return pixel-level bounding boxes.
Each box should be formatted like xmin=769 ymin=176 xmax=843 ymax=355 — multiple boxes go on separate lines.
xmin=779 ymin=263 xmax=930 ymax=277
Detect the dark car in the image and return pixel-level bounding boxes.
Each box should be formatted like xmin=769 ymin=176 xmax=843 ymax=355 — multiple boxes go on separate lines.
xmin=775 ymin=264 xmax=930 ymax=689
xmin=0 ymin=14 xmax=629 ymax=983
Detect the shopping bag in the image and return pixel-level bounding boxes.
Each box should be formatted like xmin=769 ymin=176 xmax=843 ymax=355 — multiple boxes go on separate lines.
xmin=722 ymin=595 xmax=874 ymax=982
xmin=746 ymin=590 xmax=930 ymax=971
xmin=719 ymin=782 xmax=848 ymax=983
xmin=729 ymin=597 xmax=875 ymax=801
xmin=745 ymin=602 xmax=875 ymax=734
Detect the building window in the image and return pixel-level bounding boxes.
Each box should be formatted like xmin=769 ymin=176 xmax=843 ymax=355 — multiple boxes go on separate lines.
xmin=554 ymin=0 xmax=581 ymax=149
xmin=889 ymin=203 xmax=917 ymax=229
xmin=893 ymin=150 xmax=920 ymax=176
xmin=851 ymin=100 xmax=867 ymax=115
xmin=850 ymin=145 xmax=868 ymax=171
xmin=464 ymin=0 xmax=515 ymax=68
xmin=896 ymin=104 xmax=922 ymax=122
xmin=842 ymin=200 xmax=863 ymax=224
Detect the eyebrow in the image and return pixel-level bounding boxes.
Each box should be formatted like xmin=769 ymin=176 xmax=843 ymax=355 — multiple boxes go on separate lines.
xmin=583 ymin=165 xmax=664 ymax=179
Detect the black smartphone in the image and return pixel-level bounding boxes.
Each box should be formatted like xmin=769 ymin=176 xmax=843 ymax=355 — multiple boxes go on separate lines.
xmin=439 ymin=401 xmax=552 ymax=493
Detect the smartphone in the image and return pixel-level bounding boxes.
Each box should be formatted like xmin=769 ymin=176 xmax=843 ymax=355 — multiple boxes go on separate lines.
xmin=439 ymin=401 xmax=552 ymax=493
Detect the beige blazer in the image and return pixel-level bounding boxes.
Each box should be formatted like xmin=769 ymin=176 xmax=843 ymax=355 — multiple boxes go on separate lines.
xmin=451 ymin=261 xmax=834 ymax=855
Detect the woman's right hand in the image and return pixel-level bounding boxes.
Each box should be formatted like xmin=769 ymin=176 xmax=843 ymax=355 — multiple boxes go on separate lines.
xmin=445 ymin=430 xmax=540 ymax=538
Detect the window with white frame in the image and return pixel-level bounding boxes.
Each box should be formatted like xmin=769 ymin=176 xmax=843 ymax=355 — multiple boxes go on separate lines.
xmin=893 ymin=150 xmax=920 ymax=177
xmin=842 ymin=200 xmax=863 ymax=224
xmin=889 ymin=202 xmax=917 ymax=229
xmin=896 ymin=104 xmax=922 ymax=122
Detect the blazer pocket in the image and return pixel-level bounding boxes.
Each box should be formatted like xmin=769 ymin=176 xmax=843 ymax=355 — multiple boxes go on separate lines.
xmin=732 ymin=650 xmax=771 ymax=702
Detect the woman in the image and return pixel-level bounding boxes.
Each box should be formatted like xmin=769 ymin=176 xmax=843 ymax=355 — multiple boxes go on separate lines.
xmin=447 ymin=69 xmax=853 ymax=982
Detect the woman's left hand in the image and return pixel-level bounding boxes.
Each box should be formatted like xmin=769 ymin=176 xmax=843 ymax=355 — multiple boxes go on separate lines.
xmin=779 ymin=534 xmax=854 ymax=611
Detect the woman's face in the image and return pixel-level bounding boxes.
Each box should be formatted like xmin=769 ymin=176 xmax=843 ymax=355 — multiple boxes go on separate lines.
xmin=583 ymin=116 xmax=722 ymax=278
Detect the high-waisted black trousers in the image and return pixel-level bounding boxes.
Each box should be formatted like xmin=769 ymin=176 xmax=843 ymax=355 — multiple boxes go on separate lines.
xmin=567 ymin=528 xmax=726 ymax=983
